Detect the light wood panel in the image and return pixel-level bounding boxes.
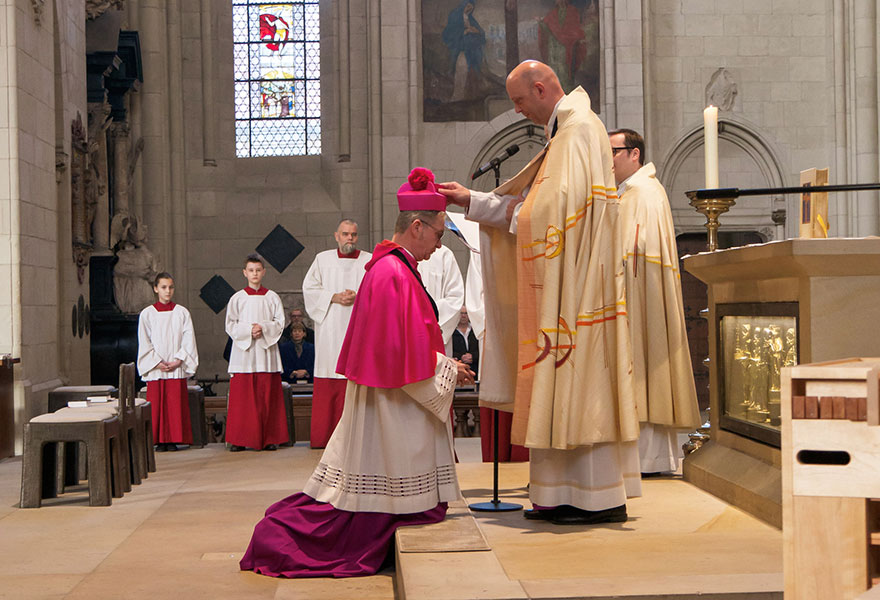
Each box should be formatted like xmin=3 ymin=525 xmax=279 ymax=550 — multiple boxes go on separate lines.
xmin=783 ymin=359 xmax=880 ymax=599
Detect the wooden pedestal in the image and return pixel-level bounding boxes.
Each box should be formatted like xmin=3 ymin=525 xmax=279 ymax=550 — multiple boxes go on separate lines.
xmin=782 ymin=358 xmax=880 ymax=599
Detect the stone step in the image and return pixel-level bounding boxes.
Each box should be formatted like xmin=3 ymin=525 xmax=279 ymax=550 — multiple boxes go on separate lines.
xmin=394 ymin=463 xmax=783 ymax=600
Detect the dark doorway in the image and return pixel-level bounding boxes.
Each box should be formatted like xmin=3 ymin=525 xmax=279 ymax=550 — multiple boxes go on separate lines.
xmin=677 ymin=231 xmax=766 ymax=412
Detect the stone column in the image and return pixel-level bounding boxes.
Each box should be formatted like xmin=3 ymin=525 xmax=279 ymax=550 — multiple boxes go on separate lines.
xmin=88 ymin=104 xmax=111 ymax=252
xmin=71 ymin=113 xmax=93 ymax=289
xmin=166 ymin=0 xmax=188 ymax=300
xmin=853 ymin=0 xmax=879 ymax=236
xmin=367 ymin=0 xmax=383 ymax=243
xmin=137 ymin=0 xmax=172 ymax=280
xmin=336 ymin=0 xmax=351 ymax=161
xmin=640 ymin=0 xmax=655 ymax=162
xmin=200 ymin=0 xmax=216 ymax=167
xmin=110 ymin=120 xmax=131 ymax=216
xmin=834 ymin=0 xmax=880 ymax=237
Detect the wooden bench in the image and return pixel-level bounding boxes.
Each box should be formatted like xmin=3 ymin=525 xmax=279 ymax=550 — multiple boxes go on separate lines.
xmin=202 ymin=386 xmax=482 ymax=443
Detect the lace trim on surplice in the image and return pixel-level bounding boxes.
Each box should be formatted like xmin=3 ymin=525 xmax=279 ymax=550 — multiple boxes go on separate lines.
xmin=309 ymin=463 xmax=457 ymax=497
xmin=402 ymin=354 xmax=457 ymax=421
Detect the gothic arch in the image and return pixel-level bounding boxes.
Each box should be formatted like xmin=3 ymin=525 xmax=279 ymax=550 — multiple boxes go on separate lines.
xmin=658 ymin=116 xmax=787 ymax=191
xmin=659 ymin=116 xmax=789 ymax=240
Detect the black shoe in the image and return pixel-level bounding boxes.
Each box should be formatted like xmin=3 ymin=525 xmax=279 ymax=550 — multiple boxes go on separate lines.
xmin=262 ymin=444 xmax=278 ymax=451
xmin=229 ymin=445 xmax=245 ymax=452
xmin=166 ymin=443 xmax=178 ymax=452
xmin=550 ymin=504 xmax=627 ymax=525
xmin=523 ymin=508 xmax=556 ymax=521
xmin=155 ymin=443 xmax=167 ymax=452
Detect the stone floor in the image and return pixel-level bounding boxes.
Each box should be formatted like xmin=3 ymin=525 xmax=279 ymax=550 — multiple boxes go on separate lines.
xmin=0 ymin=439 xmax=782 ymax=600
xmin=401 ymin=460 xmax=783 ymax=599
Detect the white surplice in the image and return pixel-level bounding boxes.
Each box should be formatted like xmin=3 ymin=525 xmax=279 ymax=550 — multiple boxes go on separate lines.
xmin=417 ymin=244 xmax=464 ymax=353
xmin=637 ymin=423 xmax=682 ymax=473
xmin=225 ymin=289 xmax=285 ymax=373
xmin=530 ymin=443 xmax=642 ymax=510
xmin=304 ymin=353 xmax=463 ymax=514
xmin=447 ymin=212 xmax=486 ymax=370
xmin=302 ymin=250 xmax=371 ymax=379
xmin=468 ymin=184 xmax=641 ymax=511
xmin=137 ymin=304 xmax=199 ymax=380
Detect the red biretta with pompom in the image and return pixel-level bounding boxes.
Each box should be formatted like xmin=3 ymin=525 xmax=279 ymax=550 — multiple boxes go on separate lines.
xmin=397 ymin=167 xmax=446 ymax=211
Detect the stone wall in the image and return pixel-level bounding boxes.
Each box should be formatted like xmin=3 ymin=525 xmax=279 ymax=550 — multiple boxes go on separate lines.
xmin=648 ymin=0 xmax=834 ymax=238
xmin=0 ymin=0 xmax=88 ymax=452
xmin=55 ymin=0 xmax=90 ymax=396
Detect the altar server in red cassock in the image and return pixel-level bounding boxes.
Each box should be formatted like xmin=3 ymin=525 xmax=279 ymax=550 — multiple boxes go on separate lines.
xmin=240 ymin=168 xmax=473 ymax=578
xmin=225 ymin=254 xmax=288 ymax=451
xmin=137 ymin=272 xmax=198 ymax=451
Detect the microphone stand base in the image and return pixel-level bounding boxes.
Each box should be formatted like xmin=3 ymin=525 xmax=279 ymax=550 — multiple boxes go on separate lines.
xmin=468 ymin=500 xmax=522 ymax=512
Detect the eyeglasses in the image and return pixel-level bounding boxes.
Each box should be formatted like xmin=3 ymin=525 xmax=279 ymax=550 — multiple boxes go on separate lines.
xmin=419 ymin=219 xmax=445 ymax=240
xmin=611 ymin=146 xmax=633 ymax=156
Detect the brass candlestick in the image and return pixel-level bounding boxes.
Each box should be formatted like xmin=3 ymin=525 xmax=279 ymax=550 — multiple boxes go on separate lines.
xmin=683 ymin=189 xmax=736 ymax=457
xmin=687 ymin=190 xmax=737 ymax=252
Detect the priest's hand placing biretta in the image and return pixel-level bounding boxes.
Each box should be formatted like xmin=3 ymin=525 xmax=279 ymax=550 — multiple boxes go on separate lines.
xmin=437 ymin=181 xmax=471 ymax=210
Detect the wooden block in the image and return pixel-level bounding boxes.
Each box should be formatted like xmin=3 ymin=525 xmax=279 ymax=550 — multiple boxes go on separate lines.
xmin=859 ymin=397 xmax=868 ymax=422
xmin=819 ymin=397 xmax=834 ymax=419
xmin=833 ymin=396 xmax=848 ymax=419
xmin=805 ymin=396 xmax=819 ymax=419
xmin=846 ymin=397 xmax=859 ymax=421
xmin=793 ymin=395 xmax=806 ymax=419
xmin=869 ymin=368 xmax=880 ymax=426
xmin=807 ymin=380 xmax=870 ymax=397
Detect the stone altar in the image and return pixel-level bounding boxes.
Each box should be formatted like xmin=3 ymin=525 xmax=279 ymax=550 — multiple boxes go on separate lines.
xmin=682 ymin=237 xmax=880 ymax=527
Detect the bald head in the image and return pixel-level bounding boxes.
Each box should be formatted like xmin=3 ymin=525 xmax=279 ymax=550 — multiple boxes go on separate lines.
xmin=505 ymin=60 xmax=565 ymax=126
xmin=507 ymin=61 xmax=562 ymax=90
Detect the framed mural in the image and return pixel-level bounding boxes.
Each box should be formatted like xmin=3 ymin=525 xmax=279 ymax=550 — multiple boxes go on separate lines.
xmin=422 ymin=0 xmax=600 ymax=122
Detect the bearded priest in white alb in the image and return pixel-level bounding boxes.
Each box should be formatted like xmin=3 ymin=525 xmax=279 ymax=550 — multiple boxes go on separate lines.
xmin=610 ymin=128 xmax=701 ymax=473
xmin=417 ymin=244 xmax=464 ymax=354
xmin=302 ymin=219 xmax=371 ymax=448
xmin=440 ymin=61 xmax=640 ymax=526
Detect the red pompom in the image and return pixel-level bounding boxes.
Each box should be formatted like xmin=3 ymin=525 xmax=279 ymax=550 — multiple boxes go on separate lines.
xmin=408 ymin=167 xmax=434 ymax=191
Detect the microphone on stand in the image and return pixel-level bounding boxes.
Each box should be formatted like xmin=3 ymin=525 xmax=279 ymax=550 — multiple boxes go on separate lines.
xmin=471 ymin=144 xmax=520 ymax=180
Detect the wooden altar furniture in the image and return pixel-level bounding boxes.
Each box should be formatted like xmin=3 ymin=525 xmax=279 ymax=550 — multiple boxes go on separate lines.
xmin=782 ymin=358 xmax=880 ymax=599
xmin=187 ymin=385 xmax=208 ymax=448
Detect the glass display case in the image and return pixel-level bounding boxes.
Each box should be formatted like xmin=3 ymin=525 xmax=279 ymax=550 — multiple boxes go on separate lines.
xmin=717 ymin=302 xmax=799 ymax=447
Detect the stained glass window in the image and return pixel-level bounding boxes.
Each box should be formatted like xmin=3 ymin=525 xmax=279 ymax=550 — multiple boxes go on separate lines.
xmin=233 ymin=1 xmax=321 ymax=157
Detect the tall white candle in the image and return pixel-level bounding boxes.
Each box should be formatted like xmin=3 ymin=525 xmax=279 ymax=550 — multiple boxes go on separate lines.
xmin=703 ymin=105 xmax=719 ymax=189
